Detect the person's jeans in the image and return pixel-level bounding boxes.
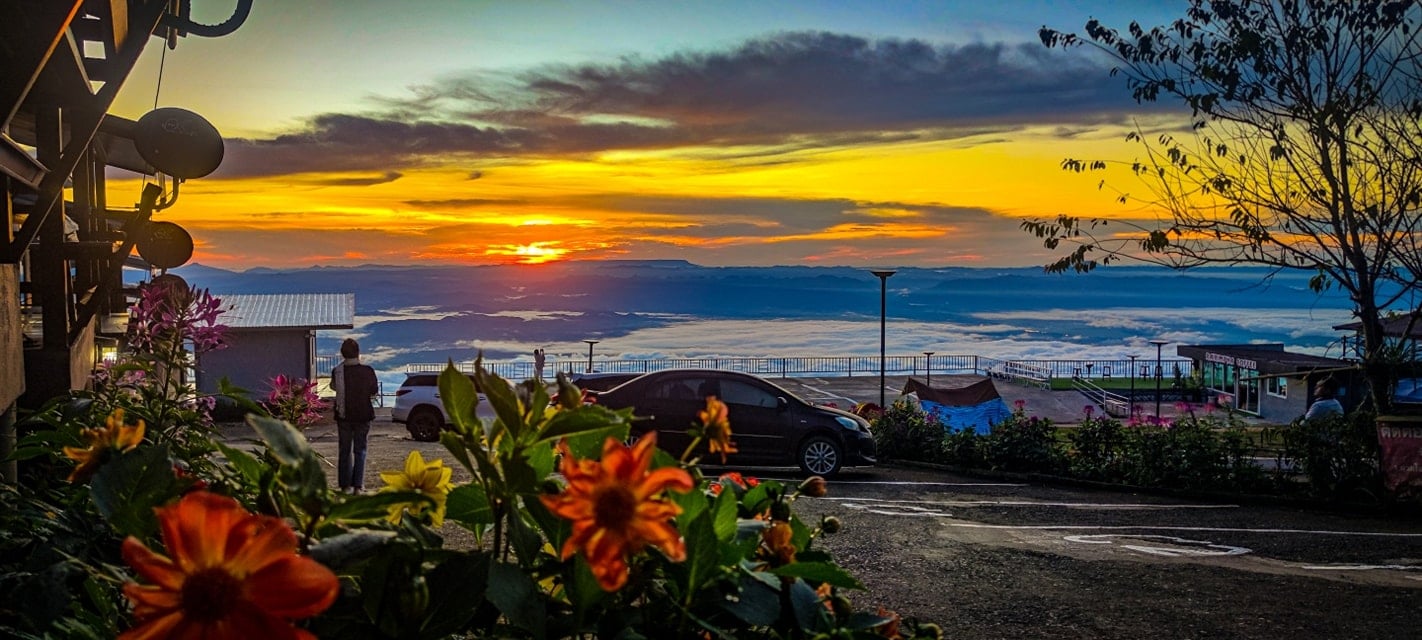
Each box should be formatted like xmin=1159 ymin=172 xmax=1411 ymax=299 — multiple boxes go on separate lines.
xmin=337 ymin=419 xmax=371 ymax=490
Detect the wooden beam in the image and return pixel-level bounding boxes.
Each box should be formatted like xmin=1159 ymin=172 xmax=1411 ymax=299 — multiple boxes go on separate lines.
xmin=0 ymin=1 xmax=84 ymax=128
xmin=3 ymin=0 xmax=168 ymax=263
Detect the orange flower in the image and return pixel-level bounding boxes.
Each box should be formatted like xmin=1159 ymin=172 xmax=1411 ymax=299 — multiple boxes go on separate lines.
xmin=119 ymin=492 xmax=339 ymax=639
xmin=64 ymin=408 xmax=145 ymax=483
xmin=875 ymin=606 xmax=903 ymax=639
xmin=760 ymin=520 xmax=796 ymax=565
xmin=698 ymin=396 xmax=736 ymax=462
xmin=541 ymin=433 xmax=694 ymax=591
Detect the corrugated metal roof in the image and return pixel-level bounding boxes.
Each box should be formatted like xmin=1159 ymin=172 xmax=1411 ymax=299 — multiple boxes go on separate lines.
xmin=218 ymin=293 xmax=354 ymax=329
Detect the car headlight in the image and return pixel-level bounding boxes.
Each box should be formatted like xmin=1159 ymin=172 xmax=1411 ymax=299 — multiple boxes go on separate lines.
xmin=835 ymin=416 xmax=862 ymax=432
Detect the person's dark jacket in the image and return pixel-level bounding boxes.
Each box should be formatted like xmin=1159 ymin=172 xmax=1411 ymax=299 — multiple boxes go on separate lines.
xmin=336 ymin=363 xmax=378 ymax=423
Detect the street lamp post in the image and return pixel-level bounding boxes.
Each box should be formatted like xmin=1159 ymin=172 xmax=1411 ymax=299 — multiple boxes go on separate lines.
xmin=923 ymin=351 xmax=935 ymax=387
xmin=583 ymin=339 xmax=600 ymax=373
xmin=1149 ymin=339 xmax=1168 ymax=418
xmin=1126 ymin=354 xmax=1139 ymax=419
xmin=871 ymin=269 xmax=896 ymax=409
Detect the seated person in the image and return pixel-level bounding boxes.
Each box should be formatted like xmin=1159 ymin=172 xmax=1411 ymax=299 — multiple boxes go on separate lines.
xmin=1304 ymin=378 xmax=1344 ymax=420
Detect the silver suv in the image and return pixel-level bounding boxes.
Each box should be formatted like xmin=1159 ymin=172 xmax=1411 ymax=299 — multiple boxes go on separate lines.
xmin=391 ymin=373 xmax=496 ymax=441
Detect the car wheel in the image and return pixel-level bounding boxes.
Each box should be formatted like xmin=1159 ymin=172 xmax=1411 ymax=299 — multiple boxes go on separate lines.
xmin=406 ymin=407 xmax=444 ymax=442
xmin=798 ymin=436 xmax=842 ymax=477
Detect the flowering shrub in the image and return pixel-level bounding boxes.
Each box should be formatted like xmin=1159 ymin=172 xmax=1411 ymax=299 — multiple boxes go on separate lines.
xmin=981 ymin=409 xmax=1063 ymax=473
xmin=264 ymin=374 xmax=328 ymax=428
xmin=3 ymin=284 xmax=940 ymax=638
xmin=870 ymin=399 xmax=939 ymax=463
xmin=1271 ymin=410 xmax=1381 ymax=499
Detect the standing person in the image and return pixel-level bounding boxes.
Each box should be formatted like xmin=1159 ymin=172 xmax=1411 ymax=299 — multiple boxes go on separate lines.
xmin=331 ymin=338 xmax=378 ymax=494
xmin=1304 ymin=377 xmax=1344 ymax=421
xmin=534 ymin=348 xmax=546 ymax=381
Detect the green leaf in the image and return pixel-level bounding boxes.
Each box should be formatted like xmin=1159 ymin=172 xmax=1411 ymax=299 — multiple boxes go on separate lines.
xmin=526 ymin=439 xmax=556 ymax=480
xmin=439 ymin=362 xmax=481 ymax=435
xmin=214 ymin=441 xmax=265 ymax=485
xmin=306 ymin=530 xmax=397 ymax=569
xmin=446 ymin=483 xmax=494 ymax=529
xmin=567 ymin=554 xmax=606 ymax=618
xmin=533 ymin=409 xmax=630 ymax=446
xmin=245 ymin=414 xmax=311 ymax=467
xmin=477 ymin=361 xmax=525 ymax=442
xmin=671 ymin=479 xmax=709 ymax=527
xmin=788 ymin=578 xmax=828 ymax=631
xmin=723 ymin=572 xmax=781 ymax=626
xmin=712 ymin=487 xmax=738 ymax=542
xmin=740 ymin=481 xmax=774 ymax=516
xmin=439 ymin=430 xmax=477 ymax=475
xmin=217 ymin=377 xmax=268 ymax=417
xmin=524 ymin=495 xmax=570 ymax=552
xmin=488 ymin=561 xmax=547 ymax=639
xmin=680 ymin=509 xmax=720 ymax=596
xmin=768 ymin=562 xmax=864 ymax=590
xmin=420 ymin=552 xmax=490 ymax=637
xmin=789 ymin=515 xmax=812 ymax=550
xmin=91 ymin=444 xmax=180 ymax=537
xmin=562 ymin=423 xmax=630 ymax=460
xmin=504 ymin=451 xmax=541 ymax=496
xmin=326 ymin=491 xmax=431 ymax=522
xmin=506 ymin=507 xmax=544 ymax=566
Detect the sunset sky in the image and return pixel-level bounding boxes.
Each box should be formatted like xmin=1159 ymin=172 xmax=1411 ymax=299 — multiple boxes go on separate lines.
xmin=107 ymin=0 xmax=1189 ymax=269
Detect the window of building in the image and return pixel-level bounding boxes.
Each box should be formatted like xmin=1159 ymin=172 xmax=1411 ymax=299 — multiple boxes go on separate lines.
xmin=1266 ymin=376 xmax=1288 ymax=398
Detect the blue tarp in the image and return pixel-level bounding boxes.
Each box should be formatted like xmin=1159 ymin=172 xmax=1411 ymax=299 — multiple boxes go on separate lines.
xmin=920 ymin=398 xmax=1013 ymax=435
xmin=901 ymin=378 xmax=1012 ymax=435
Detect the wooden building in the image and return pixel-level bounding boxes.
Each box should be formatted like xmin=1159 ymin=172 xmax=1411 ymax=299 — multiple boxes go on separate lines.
xmin=196 ymin=293 xmax=354 ymax=396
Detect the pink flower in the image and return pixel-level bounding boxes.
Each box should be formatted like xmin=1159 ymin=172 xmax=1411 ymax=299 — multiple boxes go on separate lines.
xmin=1083 ymin=405 xmax=1095 ymax=418
xmin=1174 ymin=401 xmax=1191 ymax=413
xmin=127 ymin=282 xmax=230 ymax=356
xmin=1013 ymin=400 xmax=1026 ymax=412
xmin=265 ymin=376 xmax=328 ymax=427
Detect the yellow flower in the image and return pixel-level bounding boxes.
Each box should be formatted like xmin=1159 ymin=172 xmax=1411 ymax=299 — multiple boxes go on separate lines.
xmin=698 ymin=396 xmax=736 ymax=462
xmin=541 ymin=434 xmax=694 ymax=591
xmin=380 ymin=450 xmax=454 ymax=526
xmin=120 ymin=491 xmax=339 ymax=639
xmin=64 ymin=408 xmax=145 ymax=483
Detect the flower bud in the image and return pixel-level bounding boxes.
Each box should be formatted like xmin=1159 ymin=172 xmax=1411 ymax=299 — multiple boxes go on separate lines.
xmin=821 ymin=515 xmax=842 ymax=534
xmin=799 ymin=475 xmax=828 ymax=497
xmin=917 ymin=622 xmax=944 ymax=639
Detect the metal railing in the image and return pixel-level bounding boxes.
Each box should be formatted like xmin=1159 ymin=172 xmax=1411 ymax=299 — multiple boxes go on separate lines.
xmin=401 ymin=354 xmax=1194 ymax=383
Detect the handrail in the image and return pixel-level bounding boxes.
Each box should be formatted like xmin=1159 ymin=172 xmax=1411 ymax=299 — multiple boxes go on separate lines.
xmin=389 ymin=354 xmax=1194 ymax=383
xmin=1071 ymin=376 xmax=1131 ymax=417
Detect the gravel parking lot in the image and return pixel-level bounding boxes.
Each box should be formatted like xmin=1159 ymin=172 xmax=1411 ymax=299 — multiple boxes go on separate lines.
xmin=270 ymin=414 xmax=1422 ymax=639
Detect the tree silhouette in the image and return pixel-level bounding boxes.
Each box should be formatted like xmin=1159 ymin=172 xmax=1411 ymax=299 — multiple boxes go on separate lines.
xmin=1025 ymin=0 xmax=1422 ymax=411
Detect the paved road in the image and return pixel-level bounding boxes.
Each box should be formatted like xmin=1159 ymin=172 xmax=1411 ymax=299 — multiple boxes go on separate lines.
xmin=786 ymin=465 xmax=1422 ymax=639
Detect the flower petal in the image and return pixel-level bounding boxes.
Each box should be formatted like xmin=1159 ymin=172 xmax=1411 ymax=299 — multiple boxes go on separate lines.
xmin=245 ymin=556 xmax=340 ymax=618
xmin=225 ymin=516 xmax=300 ymax=577
xmin=117 ymin=610 xmax=184 ymax=640
xmin=121 ymin=537 xmax=185 ymax=591
xmin=160 ymin=492 xmax=249 ymax=572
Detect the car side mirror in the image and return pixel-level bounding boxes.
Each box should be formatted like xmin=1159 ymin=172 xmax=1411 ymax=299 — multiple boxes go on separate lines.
xmin=777 ymin=397 xmax=789 ymax=412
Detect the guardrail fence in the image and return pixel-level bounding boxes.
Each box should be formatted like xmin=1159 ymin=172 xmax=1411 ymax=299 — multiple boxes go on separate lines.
xmin=399 ymin=354 xmax=1194 ymax=384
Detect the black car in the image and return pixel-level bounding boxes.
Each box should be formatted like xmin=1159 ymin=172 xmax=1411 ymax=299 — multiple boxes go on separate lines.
xmin=569 ymin=371 xmax=645 ymax=392
xmin=590 ymin=369 xmax=875 ymax=476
